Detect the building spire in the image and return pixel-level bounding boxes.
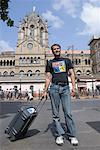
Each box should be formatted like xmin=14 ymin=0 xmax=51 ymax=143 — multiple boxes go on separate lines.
xmin=33 ymin=6 xmax=36 ymax=12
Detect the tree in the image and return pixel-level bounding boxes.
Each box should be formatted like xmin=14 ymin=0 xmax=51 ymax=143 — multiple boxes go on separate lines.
xmin=0 ymin=0 xmax=14 ymax=27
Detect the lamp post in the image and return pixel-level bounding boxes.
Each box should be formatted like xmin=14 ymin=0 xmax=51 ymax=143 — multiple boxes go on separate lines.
xmin=91 ymin=75 xmax=94 ymax=98
xmin=76 ymin=77 xmax=80 ymax=99
xmin=81 ymin=51 xmax=84 ymax=75
xmin=19 ymin=76 xmax=22 ymax=98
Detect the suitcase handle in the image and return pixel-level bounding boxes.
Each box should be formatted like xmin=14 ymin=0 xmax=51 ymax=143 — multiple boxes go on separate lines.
xmin=36 ymin=96 xmax=47 ymax=113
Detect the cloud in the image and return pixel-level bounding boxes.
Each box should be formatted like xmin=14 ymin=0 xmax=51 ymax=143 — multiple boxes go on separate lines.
xmin=53 ymin=0 xmax=80 ymax=18
xmin=53 ymin=0 xmax=100 ymax=17
xmin=52 ymin=0 xmax=100 ymax=35
xmin=88 ymin=0 xmax=100 ymax=5
xmin=0 ymin=40 xmax=15 ymax=52
xmin=79 ymin=3 xmax=100 ymax=35
xmin=42 ymin=10 xmax=64 ymax=28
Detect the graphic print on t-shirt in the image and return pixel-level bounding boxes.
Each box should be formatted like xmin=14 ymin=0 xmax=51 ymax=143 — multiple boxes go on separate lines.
xmin=52 ymin=61 xmax=66 ymax=73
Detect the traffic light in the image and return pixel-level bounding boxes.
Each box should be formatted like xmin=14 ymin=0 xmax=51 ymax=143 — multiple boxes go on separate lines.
xmin=7 ymin=18 xmax=14 ymax=27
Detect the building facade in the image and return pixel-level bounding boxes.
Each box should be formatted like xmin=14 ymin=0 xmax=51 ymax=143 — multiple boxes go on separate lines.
xmin=0 ymin=11 xmax=48 ymax=92
xmin=0 ymin=11 xmax=93 ymax=95
xmin=88 ymin=36 xmax=100 ymax=74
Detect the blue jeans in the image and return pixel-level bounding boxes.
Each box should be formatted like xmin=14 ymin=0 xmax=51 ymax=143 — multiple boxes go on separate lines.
xmin=49 ymin=84 xmax=76 ymax=137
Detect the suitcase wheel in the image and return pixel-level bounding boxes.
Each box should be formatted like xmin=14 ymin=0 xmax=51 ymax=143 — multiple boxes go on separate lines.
xmin=5 ymin=127 xmax=9 ymax=134
xmin=9 ymin=136 xmax=16 ymax=142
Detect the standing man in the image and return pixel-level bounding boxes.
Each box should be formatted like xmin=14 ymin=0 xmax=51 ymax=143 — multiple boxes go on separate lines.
xmin=42 ymin=44 xmax=78 ymax=146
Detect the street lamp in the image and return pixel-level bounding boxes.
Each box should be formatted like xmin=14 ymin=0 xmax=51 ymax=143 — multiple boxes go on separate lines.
xmin=81 ymin=51 xmax=84 ymax=75
xmin=76 ymin=76 xmax=80 ymax=99
xmin=91 ymin=75 xmax=94 ymax=98
xmin=19 ymin=75 xmax=22 ymax=98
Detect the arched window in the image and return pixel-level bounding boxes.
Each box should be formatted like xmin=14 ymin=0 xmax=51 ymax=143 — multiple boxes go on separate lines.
xmin=23 ymin=57 xmax=26 ymax=63
xmin=79 ymin=59 xmax=81 ymax=64
xmin=13 ymin=60 xmax=15 ymax=66
xmin=30 ymin=24 xmax=34 ymax=37
xmin=10 ymin=60 xmax=12 ymax=66
xmin=34 ymin=57 xmax=37 ymax=63
xmin=85 ymin=59 xmax=87 ymax=65
xmin=27 ymin=57 xmax=29 ymax=60
xmin=38 ymin=57 xmax=40 ymax=59
xmin=19 ymin=70 xmax=24 ymax=76
xmin=86 ymin=70 xmax=91 ymax=75
xmin=35 ymin=70 xmax=40 ymax=76
xmin=76 ymin=70 xmax=81 ymax=76
xmin=27 ymin=70 xmax=32 ymax=76
xmin=31 ymin=57 xmax=33 ymax=63
xmin=37 ymin=57 xmax=40 ymax=63
xmin=7 ymin=60 xmax=9 ymax=66
xmin=10 ymin=71 xmax=15 ymax=76
xmin=75 ymin=59 xmax=78 ymax=65
xmin=0 ymin=60 xmax=2 ymax=66
xmin=4 ymin=60 xmax=6 ymax=66
xmin=40 ymin=27 xmax=44 ymax=46
xmin=88 ymin=59 xmax=90 ymax=65
xmin=27 ymin=57 xmax=30 ymax=63
xmin=3 ymin=71 xmax=8 ymax=76
xmin=2 ymin=60 xmax=4 ymax=66
xmin=19 ymin=57 xmax=23 ymax=63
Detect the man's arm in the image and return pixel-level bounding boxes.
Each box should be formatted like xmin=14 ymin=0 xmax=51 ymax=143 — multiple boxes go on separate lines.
xmin=42 ymin=72 xmax=52 ymax=98
xmin=68 ymin=68 xmax=76 ymax=97
xmin=44 ymin=72 xmax=52 ymax=91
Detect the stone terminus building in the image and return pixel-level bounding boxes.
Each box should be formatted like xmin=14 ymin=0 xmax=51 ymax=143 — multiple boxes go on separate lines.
xmin=0 ymin=10 xmax=95 ymax=96
xmin=0 ymin=11 xmax=49 ymax=94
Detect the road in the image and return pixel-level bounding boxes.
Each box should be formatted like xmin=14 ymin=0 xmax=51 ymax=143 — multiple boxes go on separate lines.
xmin=0 ymin=98 xmax=100 ymax=150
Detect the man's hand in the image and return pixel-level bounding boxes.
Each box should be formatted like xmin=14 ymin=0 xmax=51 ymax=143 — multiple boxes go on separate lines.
xmin=71 ymin=88 xmax=76 ymax=97
xmin=41 ymin=91 xmax=48 ymax=100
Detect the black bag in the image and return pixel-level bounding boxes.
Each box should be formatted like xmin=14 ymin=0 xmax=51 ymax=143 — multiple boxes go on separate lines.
xmin=5 ymin=97 xmax=47 ymax=141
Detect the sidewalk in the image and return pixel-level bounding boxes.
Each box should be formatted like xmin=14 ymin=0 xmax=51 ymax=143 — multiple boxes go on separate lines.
xmin=1 ymin=95 xmax=100 ymax=102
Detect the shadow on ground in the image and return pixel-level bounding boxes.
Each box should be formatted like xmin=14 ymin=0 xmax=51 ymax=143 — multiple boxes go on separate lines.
xmin=86 ymin=121 xmax=100 ymax=133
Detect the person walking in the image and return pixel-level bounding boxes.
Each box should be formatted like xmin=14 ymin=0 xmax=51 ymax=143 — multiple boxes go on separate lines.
xmin=42 ymin=43 xmax=78 ymax=146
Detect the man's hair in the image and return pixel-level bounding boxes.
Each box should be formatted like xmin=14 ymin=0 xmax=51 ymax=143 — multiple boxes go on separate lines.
xmin=51 ymin=44 xmax=61 ymax=51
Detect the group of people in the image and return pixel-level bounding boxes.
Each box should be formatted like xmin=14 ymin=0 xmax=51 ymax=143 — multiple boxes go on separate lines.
xmin=0 ymin=88 xmax=28 ymax=100
xmin=0 ymin=88 xmax=34 ymax=101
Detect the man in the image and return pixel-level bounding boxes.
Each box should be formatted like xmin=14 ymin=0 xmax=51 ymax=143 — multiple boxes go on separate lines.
xmin=42 ymin=44 xmax=78 ymax=146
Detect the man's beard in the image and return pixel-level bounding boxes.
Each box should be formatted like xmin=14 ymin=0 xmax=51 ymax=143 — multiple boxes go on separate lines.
xmin=53 ymin=51 xmax=61 ymax=56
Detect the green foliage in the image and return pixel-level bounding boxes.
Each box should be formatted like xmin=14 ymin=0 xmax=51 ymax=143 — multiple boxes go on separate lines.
xmin=0 ymin=11 xmax=8 ymax=21
xmin=7 ymin=18 xmax=14 ymax=27
xmin=0 ymin=0 xmax=9 ymax=10
xmin=0 ymin=0 xmax=14 ymax=27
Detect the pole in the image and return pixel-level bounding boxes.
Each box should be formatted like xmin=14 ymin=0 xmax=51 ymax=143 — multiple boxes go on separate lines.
xmin=72 ymin=45 xmax=74 ymax=65
xmin=81 ymin=51 xmax=84 ymax=75
xmin=19 ymin=76 xmax=22 ymax=99
xmin=92 ymin=76 xmax=94 ymax=98
xmin=76 ymin=78 xmax=80 ymax=99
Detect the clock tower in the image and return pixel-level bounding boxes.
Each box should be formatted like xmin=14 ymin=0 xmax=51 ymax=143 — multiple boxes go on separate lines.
xmin=15 ymin=11 xmax=49 ymax=78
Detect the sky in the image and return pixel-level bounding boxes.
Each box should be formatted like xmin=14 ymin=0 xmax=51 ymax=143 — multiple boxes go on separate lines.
xmin=0 ymin=0 xmax=100 ymax=52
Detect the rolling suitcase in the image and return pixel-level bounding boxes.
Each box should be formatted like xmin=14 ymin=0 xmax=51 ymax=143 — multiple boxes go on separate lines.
xmin=5 ymin=97 xmax=46 ymax=141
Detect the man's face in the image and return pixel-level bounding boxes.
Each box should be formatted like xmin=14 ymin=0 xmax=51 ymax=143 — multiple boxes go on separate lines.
xmin=52 ymin=45 xmax=61 ymax=56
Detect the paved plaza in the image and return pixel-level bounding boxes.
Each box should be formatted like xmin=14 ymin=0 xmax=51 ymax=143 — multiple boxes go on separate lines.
xmin=0 ymin=98 xmax=100 ymax=150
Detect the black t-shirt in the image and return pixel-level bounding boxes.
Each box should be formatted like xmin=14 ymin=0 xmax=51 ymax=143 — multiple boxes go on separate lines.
xmin=46 ymin=57 xmax=73 ymax=85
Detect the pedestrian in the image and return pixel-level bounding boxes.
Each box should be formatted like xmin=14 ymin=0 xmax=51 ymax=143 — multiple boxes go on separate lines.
xmin=42 ymin=44 xmax=78 ymax=146
xmin=28 ymin=87 xmax=33 ymax=101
